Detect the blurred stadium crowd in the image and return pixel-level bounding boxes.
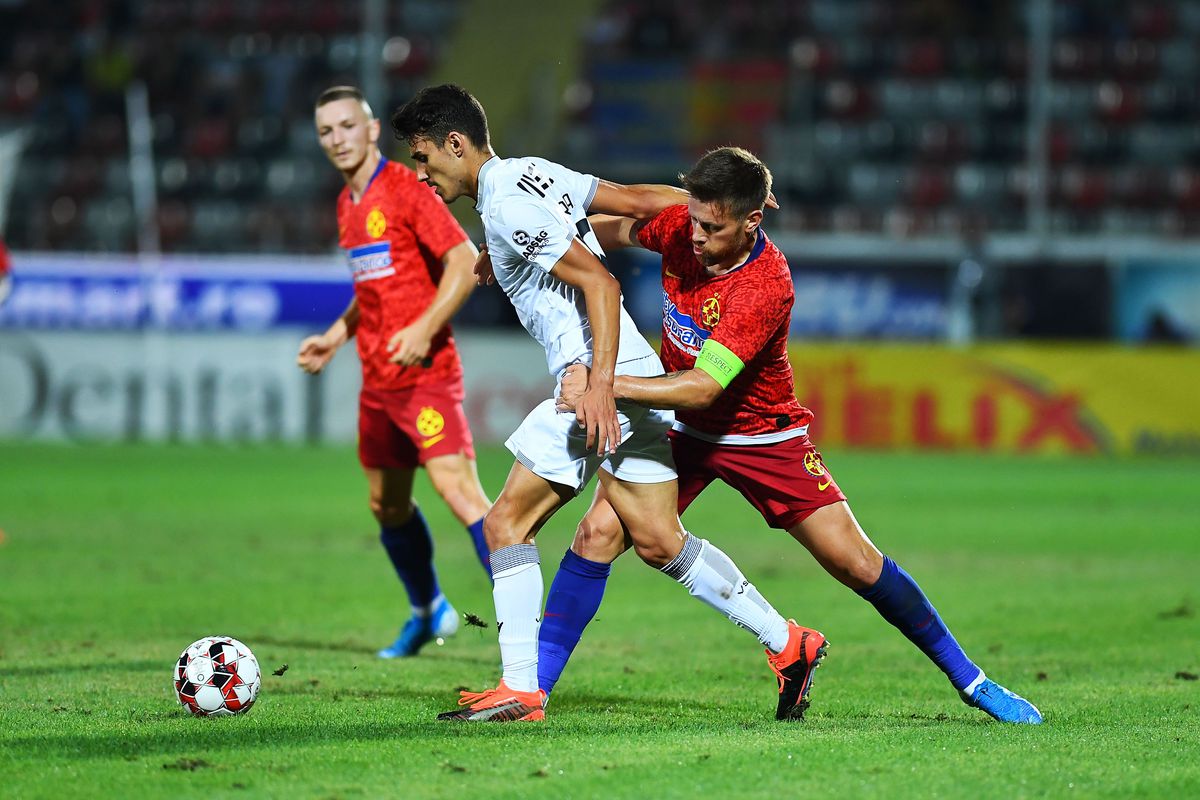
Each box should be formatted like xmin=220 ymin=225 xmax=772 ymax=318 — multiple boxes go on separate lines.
xmin=578 ymin=0 xmax=1200 ymax=238
xmin=5 ymin=0 xmax=1200 ymax=254
xmin=0 ymin=0 xmax=462 ymax=253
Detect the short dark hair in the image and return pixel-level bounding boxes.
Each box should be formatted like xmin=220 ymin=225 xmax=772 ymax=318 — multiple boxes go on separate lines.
xmin=680 ymin=147 xmax=772 ymax=220
xmin=315 ymin=85 xmax=374 ymax=119
xmin=390 ymin=84 xmax=490 ymax=149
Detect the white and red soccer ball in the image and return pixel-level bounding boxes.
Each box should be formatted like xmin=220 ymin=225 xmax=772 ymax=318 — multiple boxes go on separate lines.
xmin=174 ymin=636 xmax=261 ymax=717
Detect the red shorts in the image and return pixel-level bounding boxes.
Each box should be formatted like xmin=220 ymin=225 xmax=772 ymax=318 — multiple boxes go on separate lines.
xmin=358 ymin=384 xmax=476 ymax=470
xmin=669 ymin=430 xmax=847 ymax=531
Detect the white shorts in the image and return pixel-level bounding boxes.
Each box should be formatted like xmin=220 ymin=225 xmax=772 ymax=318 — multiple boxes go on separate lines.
xmin=505 ymin=354 xmax=677 ymax=493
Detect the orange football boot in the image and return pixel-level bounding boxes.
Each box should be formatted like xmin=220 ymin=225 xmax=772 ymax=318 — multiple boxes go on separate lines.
xmin=436 ymin=680 xmax=547 ymax=722
xmin=766 ymin=620 xmax=828 ymax=720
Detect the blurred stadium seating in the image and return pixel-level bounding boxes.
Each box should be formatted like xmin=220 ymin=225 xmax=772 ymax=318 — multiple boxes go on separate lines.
xmin=570 ymin=0 xmax=1200 ymax=238
xmin=4 ymin=0 xmax=1200 ymax=248
xmin=0 ymin=0 xmax=462 ymax=253
xmin=0 ymin=0 xmax=1198 ymax=345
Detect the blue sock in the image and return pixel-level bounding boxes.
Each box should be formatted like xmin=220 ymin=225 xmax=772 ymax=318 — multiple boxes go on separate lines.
xmin=856 ymin=556 xmax=981 ymax=691
xmin=465 ymin=517 xmax=492 ymax=579
xmin=379 ymin=508 xmax=440 ymax=612
xmin=537 ymin=548 xmax=611 ymax=696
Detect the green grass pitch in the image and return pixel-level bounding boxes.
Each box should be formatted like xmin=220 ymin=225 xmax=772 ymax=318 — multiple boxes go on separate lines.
xmin=1 ymin=442 xmax=1197 ymax=798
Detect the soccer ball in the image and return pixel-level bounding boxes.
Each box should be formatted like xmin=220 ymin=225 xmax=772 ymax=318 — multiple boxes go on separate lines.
xmin=173 ymin=636 xmax=261 ymax=717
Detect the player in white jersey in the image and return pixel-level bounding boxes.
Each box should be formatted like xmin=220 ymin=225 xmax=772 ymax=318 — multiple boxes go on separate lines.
xmin=478 ymin=155 xmax=657 ymax=378
xmin=392 ymin=84 xmax=825 ymax=723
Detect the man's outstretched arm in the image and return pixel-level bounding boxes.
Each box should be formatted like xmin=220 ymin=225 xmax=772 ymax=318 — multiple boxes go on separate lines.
xmin=557 ymin=336 xmax=746 ymax=413
xmin=587 ymin=213 xmax=649 ymax=253
xmin=614 ymin=367 xmax=724 ymax=410
xmin=589 ymin=181 xmax=687 ymax=221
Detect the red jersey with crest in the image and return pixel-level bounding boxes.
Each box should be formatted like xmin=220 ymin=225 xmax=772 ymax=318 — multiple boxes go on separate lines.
xmin=637 ymin=204 xmax=813 ymax=442
xmin=337 ymin=158 xmax=469 ymax=392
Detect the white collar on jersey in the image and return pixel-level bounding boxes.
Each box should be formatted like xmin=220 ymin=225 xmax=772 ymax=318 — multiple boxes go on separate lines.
xmin=474 ymin=155 xmax=502 ymax=211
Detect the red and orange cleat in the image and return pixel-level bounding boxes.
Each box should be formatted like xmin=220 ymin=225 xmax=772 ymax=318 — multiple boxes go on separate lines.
xmin=766 ymin=620 xmax=828 ymax=721
xmin=436 ymin=680 xmax=547 ymax=722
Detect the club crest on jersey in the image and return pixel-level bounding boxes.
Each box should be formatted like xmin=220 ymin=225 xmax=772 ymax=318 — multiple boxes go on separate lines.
xmin=346 ymin=242 xmax=395 ymax=282
xmin=512 ymin=229 xmax=550 ymax=259
xmin=701 ymin=294 xmax=721 ymax=328
xmin=366 ymin=208 xmax=387 ymax=238
xmin=416 ymin=406 xmax=445 ymax=437
xmin=802 ymin=452 xmax=826 ymax=477
xmin=662 ymin=292 xmax=711 ymax=356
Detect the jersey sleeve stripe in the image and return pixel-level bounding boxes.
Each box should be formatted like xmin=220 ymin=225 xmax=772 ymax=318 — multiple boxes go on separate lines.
xmin=583 ymin=176 xmax=599 ymax=209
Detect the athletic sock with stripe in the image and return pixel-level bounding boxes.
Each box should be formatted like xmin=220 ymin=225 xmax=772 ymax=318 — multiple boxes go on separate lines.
xmin=661 ymin=534 xmax=791 ymax=653
xmin=490 ymin=543 xmax=542 ymax=693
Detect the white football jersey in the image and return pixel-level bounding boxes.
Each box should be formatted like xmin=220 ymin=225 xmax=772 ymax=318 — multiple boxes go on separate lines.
xmin=475 ymin=155 xmax=658 ymax=376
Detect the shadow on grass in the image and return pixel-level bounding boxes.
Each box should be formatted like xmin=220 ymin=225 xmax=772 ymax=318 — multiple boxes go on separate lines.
xmin=1 ymin=705 xmax=650 ymax=762
xmin=265 ymin=683 xmax=446 ymax=701
xmin=258 ymin=683 xmax=695 ymax=714
xmin=2 ymin=719 xmax=512 ymax=761
xmin=3 ymin=686 xmax=748 ymax=762
xmin=1 ymin=658 xmax=163 ymax=678
xmin=245 ymin=634 xmax=506 ymax=664
xmin=829 ymin=708 xmax=997 ymax=729
xmin=243 ymin=635 xmax=377 ymax=655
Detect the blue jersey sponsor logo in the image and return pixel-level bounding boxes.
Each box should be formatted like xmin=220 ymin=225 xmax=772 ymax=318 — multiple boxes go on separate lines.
xmin=346 ymin=242 xmax=394 ymax=282
xmin=663 ymin=291 xmax=710 ymax=355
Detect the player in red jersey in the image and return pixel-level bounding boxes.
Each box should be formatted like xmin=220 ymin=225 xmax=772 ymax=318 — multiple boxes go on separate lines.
xmin=297 ymin=86 xmax=492 ymax=659
xmin=544 ymin=147 xmax=1042 ymax=724
xmin=0 ymin=239 xmax=11 ymax=306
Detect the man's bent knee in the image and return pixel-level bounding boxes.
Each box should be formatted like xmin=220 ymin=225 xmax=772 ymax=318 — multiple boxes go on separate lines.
xmin=428 ymin=462 xmax=490 ymax=523
xmin=482 ymin=503 xmax=530 ymax=552
xmin=371 ymin=500 xmax=414 ymax=527
xmin=572 ymin=514 xmax=625 ymax=563
xmin=830 ymin=549 xmax=884 ymax=591
xmin=849 ymin=549 xmax=885 ymax=588
xmin=631 ymin=537 xmax=683 ymax=569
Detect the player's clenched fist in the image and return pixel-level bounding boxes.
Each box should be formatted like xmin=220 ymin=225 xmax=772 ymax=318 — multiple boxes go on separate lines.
xmin=555 ymin=363 xmax=589 ymax=413
xmin=576 ymin=376 xmax=620 ymax=456
xmin=386 ymin=322 xmax=433 ymax=366
xmin=297 ymin=334 xmax=338 ymax=374
xmin=472 ymin=244 xmax=495 ymax=286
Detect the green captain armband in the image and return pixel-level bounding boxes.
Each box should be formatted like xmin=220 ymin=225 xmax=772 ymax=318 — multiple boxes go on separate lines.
xmin=694 ymin=339 xmax=745 ymax=389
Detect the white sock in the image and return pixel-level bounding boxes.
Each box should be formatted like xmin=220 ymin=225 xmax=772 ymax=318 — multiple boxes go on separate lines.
xmin=489 ymin=543 xmax=542 ymax=693
xmin=963 ymin=670 xmax=987 ymax=696
xmin=661 ymin=535 xmax=791 ymax=653
xmin=412 ymin=593 xmax=445 ymax=619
